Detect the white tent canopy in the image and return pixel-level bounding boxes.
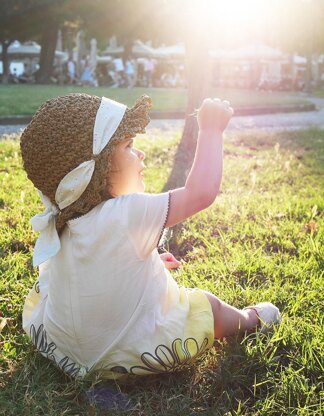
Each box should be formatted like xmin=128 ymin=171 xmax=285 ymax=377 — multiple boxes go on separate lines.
xmin=102 ymin=40 xmax=156 ymax=57
xmin=0 ymin=41 xmax=66 ymax=58
xmin=102 ymin=40 xmax=185 ymax=59
xmin=221 ymin=43 xmax=284 ymax=60
xmin=154 ymin=43 xmax=185 ymax=59
xmin=293 ymin=55 xmax=307 ymax=64
xmin=132 ymin=40 xmax=156 ymax=57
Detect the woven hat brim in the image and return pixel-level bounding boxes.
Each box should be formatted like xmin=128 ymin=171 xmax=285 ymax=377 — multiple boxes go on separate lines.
xmin=111 ymin=94 xmax=152 ymax=143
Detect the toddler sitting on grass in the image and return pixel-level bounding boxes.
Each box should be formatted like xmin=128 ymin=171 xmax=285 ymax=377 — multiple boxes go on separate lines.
xmin=21 ymin=93 xmax=281 ymax=380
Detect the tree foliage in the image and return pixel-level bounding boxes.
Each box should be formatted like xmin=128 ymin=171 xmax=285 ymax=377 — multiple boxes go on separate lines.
xmin=0 ymin=0 xmax=67 ymax=83
xmin=269 ymin=0 xmax=324 ymax=55
xmin=0 ymin=0 xmax=64 ymax=42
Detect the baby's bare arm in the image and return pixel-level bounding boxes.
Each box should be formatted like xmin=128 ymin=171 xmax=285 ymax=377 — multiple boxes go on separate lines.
xmin=165 ymin=98 xmax=233 ymax=228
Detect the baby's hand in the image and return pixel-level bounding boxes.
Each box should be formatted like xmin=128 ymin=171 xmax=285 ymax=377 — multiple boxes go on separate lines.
xmin=160 ymin=252 xmax=182 ymax=270
xmin=197 ymin=98 xmax=234 ymax=133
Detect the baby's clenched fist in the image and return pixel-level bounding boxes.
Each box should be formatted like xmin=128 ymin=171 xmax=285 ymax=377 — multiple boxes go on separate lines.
xmin=197 ymin=98 xmax=234 ymax=133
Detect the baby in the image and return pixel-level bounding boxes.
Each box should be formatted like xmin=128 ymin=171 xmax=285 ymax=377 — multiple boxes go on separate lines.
xmin=21 ymin=93 xmax=281 ymax=380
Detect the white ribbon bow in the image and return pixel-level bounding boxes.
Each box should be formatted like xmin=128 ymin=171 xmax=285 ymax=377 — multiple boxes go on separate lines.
xmin=31 ymin=192 xmax=60 ymax=267
xmin=31 ymin=97 xmax=127 ymax=267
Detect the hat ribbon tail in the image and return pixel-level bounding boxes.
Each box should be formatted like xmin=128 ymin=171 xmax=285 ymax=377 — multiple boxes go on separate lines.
xmin=30 ymin=192 xmax=61 ymax=267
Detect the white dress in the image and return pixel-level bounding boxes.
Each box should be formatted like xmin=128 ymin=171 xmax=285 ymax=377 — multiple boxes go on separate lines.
xmin=23 ymin=192 xmax=214 ymax=379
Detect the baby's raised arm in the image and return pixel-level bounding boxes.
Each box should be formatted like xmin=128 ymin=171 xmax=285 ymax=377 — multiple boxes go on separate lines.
xmin=165 ymin=98 xmax=233 ymax=228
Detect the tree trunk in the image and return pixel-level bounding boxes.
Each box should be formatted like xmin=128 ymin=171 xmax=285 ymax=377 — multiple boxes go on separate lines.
xmin=163 ymin=37 xmax=211 ymax=191
xmin=312 ymin=54 xmax=320 ymax=89
xmin=304 ymin=3 xmax=314 ymax=93
xmin=304 ymin=51 xmax=312 ymax=93
xmin=1 ymin=41 xmax=12 ymax=85
xmin=66 ymin=29 xmax=73 ymax=59
xmin=36 ymin=19 xmax=59 ymax=84
xmin=289 ymin=52 xmax=295 ymax=91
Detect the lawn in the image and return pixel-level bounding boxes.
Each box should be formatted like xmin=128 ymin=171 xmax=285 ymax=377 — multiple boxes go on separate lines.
xmin=0 ymin=84 xmax=311 ymax=116
xmin=313 ymin=88 xmax=324 ymax=98
xmin=0 ymin=128 xmax=323 ymax=415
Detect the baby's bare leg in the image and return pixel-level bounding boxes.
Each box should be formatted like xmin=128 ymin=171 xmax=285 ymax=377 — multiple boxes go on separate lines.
xmin=202 ymin=290 xmax=259 ymax=339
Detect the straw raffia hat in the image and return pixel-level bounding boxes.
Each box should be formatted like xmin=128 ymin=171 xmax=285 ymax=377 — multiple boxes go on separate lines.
xmin=21 ymin=93 xmax=152 ymax=234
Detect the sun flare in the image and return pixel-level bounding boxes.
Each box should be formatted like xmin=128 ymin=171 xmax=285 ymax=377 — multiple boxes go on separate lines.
xmin=209 ymin=0 xmax=271 ymax=38
xmin=182 ymin=0 xmax=273 ymax=47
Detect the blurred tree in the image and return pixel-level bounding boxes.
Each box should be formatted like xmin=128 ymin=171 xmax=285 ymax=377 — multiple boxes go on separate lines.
xmin=0 ymin=0 xmax=66 ymax=84
xmin=0 ymin=0 xmax=152 ymax=84
xmin=0 ymin=0 xmax=54 ymax=83
xmin=164 ymin=0 xmax=215 ymax=190
xmin=164 ymin=0 xmax=324 ymax=192
xmin=271 ymin=0 xmax=324 ymax=54
xmin=80 ymin=0 xmax=173 ymax=51
xmin=270 ymin=0 xmax=324 ymax=91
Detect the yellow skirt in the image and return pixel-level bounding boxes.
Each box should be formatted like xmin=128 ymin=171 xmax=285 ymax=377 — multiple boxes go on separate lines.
xmin=23 ymin=277 xmax=215 ymax=380
xmin=93 ymin=287 xmax=215 ymax=380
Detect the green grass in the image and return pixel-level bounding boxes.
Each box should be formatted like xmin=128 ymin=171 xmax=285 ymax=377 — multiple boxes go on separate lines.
xmin=313 ymin=88 xmax=324 ymax=98
xmin=0 ymin=85 xmax=310 ymax=115
xmin=0 ymin=128 xmax=323 ymax=415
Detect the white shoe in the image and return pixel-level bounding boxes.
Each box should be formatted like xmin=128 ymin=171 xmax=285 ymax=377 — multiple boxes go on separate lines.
xmin=244 ymin=302 xmax=282 ymax=333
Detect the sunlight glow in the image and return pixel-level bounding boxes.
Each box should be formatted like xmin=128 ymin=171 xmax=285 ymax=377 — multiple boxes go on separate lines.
xmin=207 ymin=0 xmax=267 ymax=23
xmin=182 ymin=0 xmax=274 ymax=48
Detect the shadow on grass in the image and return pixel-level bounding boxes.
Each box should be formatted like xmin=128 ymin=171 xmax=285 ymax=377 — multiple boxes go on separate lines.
xmin=3 ymin=327 xmax=315 ymax=415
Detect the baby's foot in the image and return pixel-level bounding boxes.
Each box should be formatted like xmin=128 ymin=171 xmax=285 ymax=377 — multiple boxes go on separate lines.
xmin=244 ymin=302 xmax=281 ymax=333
